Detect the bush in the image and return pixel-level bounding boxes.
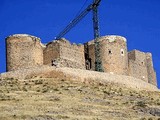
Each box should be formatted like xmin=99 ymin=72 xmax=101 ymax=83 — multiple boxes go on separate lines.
xmin=140 ymin=118 xmax=146 ymax=120
xmin=148 ymin=118 xmax=153 ymax=120
xmin=157 ymin=102 xmax=160 ymax=105
xmin=6 ymin=77 xmax=14 ymax=80
xmin=34 ymin=80 xmax=43 ymax=85
xmin=53 ymin=88 xmax=59 ymax=91
xmin=136 ymin=101 xmax=147 ymax=108
xmin=22 ymin=86 xmax=27 ymax=92
xmin=103 ymin=90 xmax=110 ymax=95
xmin=56 ymin=115 xmax=69 ymax=119
xmin=42 ymin=87 xmax=49 ymax=93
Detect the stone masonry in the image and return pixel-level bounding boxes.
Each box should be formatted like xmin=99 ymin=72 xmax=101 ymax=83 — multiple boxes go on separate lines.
xmin=146 ymin=53 xmax=157 ymax=86
xmin=87 ymin=36 xmax=128 ymax=75
xmin=43 ymin=38 xmax=85 ymax=69
xmin=6 ymin=34 xmax=44 ymax=71
xmin=128 ymin=50 xmax=149 ymax=82
xmin=5 ymin=34 xmax=157 ymax=86
xmin=128 ymin=50 xmax=157 ymax=86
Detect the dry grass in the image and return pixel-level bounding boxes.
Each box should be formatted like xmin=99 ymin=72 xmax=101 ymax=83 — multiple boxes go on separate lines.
xmin=0 ymin=78 xmax=160 ymax=120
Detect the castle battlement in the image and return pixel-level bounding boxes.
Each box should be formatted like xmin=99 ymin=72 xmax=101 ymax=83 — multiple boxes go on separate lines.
xmin=88 ymin=35 xmax=127 ymax=45
xmin=5 ymin=34 xmax=157 ymax=87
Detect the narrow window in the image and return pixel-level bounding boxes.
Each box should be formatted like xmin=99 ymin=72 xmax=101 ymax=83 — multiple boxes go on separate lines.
xmin=121 ymin=51 xmax=124 ymax=54
xmin=121 ymin=49 xmax=124 ymax=56
xmin=51 ymin=60 xmax=54 ymax=66
xmin=108 ymin=49 xmax=112 ymax=54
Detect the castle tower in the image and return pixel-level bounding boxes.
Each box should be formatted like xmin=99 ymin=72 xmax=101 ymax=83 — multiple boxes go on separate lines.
xmin=6 ymin=34 xmax=44 ymax=71
xmin=88 ymin=35 xmax=128 ymax=75
xmin=146 ymin=53 xmax=157 ymax=86
xmin=128 ymin=50 xmax=148 ymax=82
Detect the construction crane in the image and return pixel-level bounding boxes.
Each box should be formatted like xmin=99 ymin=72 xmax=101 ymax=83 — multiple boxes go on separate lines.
xmin=55 ymin=0 xmax=103 ymax=72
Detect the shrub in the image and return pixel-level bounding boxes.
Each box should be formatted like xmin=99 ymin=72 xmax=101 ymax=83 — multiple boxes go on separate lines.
xmin=53 ymin=88 xmax=59 ymax=91
xmin=56 ymin=115 xmax=69 ymax=119
xmin=42 ymin=87 xmax=48 ymax=93
xmin=136 ymin=101 xmax=147 ymax=108
xmin=157 ymin=102 xmax=160 ymax=105
xmin=36 ymin=89 xmax=40 ymax=92
xmin=6 ymin=77 xmax=14 ymax=80
xmin=22 ymin=86 xmax=27 ymax=92
xmin=103 ymin=90 xmax=110 ymax=95
xmin=34 ymin=80 xmax=43 ymax=85
xmin=148 ymin=118 xmax=153 ymax=120
xmin=140 ymin=118 xmax=146 ymax=120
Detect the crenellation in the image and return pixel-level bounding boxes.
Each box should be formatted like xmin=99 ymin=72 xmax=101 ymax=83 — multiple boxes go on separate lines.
xmin=5 ymin=34 xmax=157 ymax=87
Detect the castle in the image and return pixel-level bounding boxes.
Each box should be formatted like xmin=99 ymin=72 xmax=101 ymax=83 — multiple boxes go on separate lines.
xmin=5 ymin=34 xmax=157 ymax=86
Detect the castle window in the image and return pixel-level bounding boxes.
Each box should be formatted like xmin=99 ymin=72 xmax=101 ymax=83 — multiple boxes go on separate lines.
xmin=108 ymin=49 xmax=112 ymax=54
xmin=121 ymin=51 xmax=124 ymax=54
xmin=121 ymin=49 xmax=124 ymax=56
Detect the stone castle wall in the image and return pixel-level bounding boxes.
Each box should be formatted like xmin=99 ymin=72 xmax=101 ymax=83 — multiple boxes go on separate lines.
xmin=5 ymin=34 xmax=157 ymax=86
xmin=128 ymin=50 xmax=157 ymax=86
xmin=43 ymin=41 xmax=60 ymax=65
xmin=88 ymin=36 xmax=128 ymax=75
xmin=58 ymin=39 xmax=85 ymax=69
xmin=6 ymin=34 xmax=43 ymax=71
xmin=146 ymin=53 xmax=157 ymax=86
xmin=44 ymin=38 xmax=85 ymax=69
xmin=128 ymin=50 xmax=149 ymax=82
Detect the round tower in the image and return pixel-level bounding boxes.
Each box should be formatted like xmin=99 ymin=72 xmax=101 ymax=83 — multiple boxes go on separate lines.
xmin=6 ymin=34 xmax=44 ymax=71
xmin=99 ymin=35 xmax=128 ymax=75
xmin=88 ymin=35 xmax=128 ymax=75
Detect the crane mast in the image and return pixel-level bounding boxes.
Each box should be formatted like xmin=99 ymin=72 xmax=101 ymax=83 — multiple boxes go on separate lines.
xmin=92 ymin=0 xmax=103 ymax=72
xmin=55 ymin=0 xmax=103 ymax=72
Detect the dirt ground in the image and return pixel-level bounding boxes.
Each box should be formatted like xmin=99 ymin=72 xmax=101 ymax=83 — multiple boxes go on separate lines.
xmin=0 ymin=77 xmax=160 ymax=120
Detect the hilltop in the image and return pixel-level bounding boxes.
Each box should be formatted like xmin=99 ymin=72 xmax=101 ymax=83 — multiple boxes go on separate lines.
xmin=0 ymin=66 xmax=160 ymax=120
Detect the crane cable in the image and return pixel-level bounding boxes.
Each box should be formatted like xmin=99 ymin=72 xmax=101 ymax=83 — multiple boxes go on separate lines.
xmin=74 ymin=0 xmax=89 ymax=18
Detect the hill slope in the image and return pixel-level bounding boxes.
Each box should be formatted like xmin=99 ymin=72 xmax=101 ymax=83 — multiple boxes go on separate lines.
xmin=0 ymin=66 xmax=158 ymax=91
xmin=0 ymin=77 xmax=160 ymax=120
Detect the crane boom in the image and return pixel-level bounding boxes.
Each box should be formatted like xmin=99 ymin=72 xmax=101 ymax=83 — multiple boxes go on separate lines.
xmin=55 ymin=0 xmax=101 ymax=40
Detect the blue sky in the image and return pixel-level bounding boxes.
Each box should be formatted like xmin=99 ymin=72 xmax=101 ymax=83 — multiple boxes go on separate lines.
xmin=0 ymin=0 xmax=159 ymax=88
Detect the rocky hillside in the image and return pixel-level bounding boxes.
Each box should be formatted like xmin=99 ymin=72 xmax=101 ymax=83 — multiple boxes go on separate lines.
xmin=0 ymin=77 xmax=160 ymax=120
